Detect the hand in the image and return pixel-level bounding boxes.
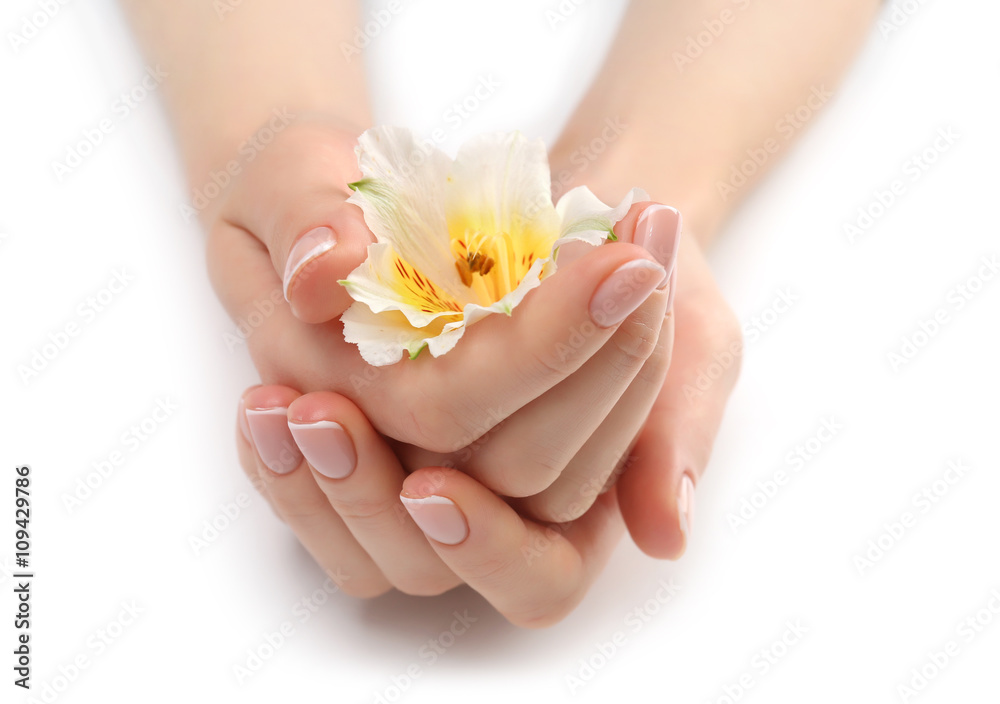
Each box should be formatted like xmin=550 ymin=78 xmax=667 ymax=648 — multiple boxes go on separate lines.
xmin=395 ymin=202 xmax=682 ymax=525
xmin=207 ymin=116 xmax=681 ymax=518
xmin=615 ymin=234 xmax=742 ymax=558
xmin=237 ymin=384 xmax=625 ymax=628
xmin=544 ymin=144 xmax=744 ymax=560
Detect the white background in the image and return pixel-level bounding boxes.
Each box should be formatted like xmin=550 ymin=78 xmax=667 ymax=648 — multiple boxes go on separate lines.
xmin=2 ymin=0 xmax=999 ymax=702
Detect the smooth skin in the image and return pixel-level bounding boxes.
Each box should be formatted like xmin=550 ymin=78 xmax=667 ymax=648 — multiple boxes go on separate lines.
xmin=121 ymin=0 xmax=881 ymax=625
xmin=208 ymin=118 xmax=675 ymax=488
xmin=239 ymin=385 xmax=625 ymax=628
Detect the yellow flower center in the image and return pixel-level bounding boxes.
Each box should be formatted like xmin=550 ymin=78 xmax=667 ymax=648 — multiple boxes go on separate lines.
xmin=448 ymin=217 xmax=554 ymax=305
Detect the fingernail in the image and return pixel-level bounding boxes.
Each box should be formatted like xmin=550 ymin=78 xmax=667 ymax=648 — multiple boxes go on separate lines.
xmin=288 ymin=420 xmax=357 ymax=479
xmin=245 ymin=408 xmax=303 ymax=474
xmin=637 ymin=205 xmax=682 ymax=286
xmin=589 ymin=259 xmax=667 ymax=328
xmin=400 ymin=495 xmax=469 ymax=545
xmin=283 ymin=226 xmax=337 ymax=301
xmin=678 ymin=474 xmax=695 ymax=544
xmin=238 ymin=398 xmax=251 ymax=443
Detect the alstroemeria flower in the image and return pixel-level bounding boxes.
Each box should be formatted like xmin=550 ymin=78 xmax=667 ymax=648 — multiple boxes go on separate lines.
xmin=340 ymin=126 xmax=648 ymax=366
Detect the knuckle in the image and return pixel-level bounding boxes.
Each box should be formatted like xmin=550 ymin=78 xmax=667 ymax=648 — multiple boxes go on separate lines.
xmin=611 ymin=316 xmax=660 ymax=368
xmin=528 ymin=344 xmax=578 ymax=383
xmin=464 ymin=552 xmax=519 ymax=587
xmin=268 ymin=490 xmax=328 ymax=522
xmin=330 ymin=496 xmax=397 ymax=524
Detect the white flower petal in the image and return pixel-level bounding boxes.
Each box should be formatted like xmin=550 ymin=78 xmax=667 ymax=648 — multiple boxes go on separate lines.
xmin=340 ymin=304 xmax=423 ymax=366
xmin=555 ymin=185 xmax=650 ymax=245
xmin=425 ymin=319 xmax=467 ymax=358
xmin=341 ymin=303 xmax=467 ymax=367
xmin=546 ymin=186 xmax=651 ymax=278
xmin=348 ymin=126 xmax=469 ymax=299
xmin=340 ymin=242 xmax=464 ymax=328
xmin=341 ymin=128 xmax=651 ymax=366
xmin=446 ymin=131 xmax=561 ymax=245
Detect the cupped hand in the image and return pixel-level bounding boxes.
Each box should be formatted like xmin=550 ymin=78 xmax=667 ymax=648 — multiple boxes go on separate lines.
xmin=237 ymin=384 xmax=625 ymax=628
xmin=544 ymin=144 xmax=745 ymax=560
xmin=207 ymin=116 xmax=682 ymax=521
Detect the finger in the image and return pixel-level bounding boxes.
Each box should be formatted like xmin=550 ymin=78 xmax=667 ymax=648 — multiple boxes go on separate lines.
xmin=399 ymin=468 xmax=625 ymax=628
xmin=380 ymin=205 xmax=677 ymax=455
xmin=395 ymin=287 xmax=669 ymax=497
xmin=513 ymin=205 xmax=682 ymax=516
xmin=556 ymin=202 xmax=680 ymax=268
xmin=236 ymin=392 xmax=283 ymax=520
xmin=207 ymin=219 xmax=345 ymax=392
xmin=617 ymin=237 xmax=743 ymax=559
xmin=210 ymin=200 xmax=667 ymax=455
xmin=223 ymin=120 xmax=374 ymax=323
xmin=380 ymin=241 xmax=668 ymax=453
xmin=242 ymin=385 xmax=392 ymax=597
xmin=515 ymin=299 xmax=675 ymax=520
xmin=211 ymin=203 xmax=670 ymax=458
xmin=394 ymin=203 xmax=680 ymax=497
xmin=448 ymin=204 xmax=678 ymax=496
xmin=265 ymin=239 xmax=669 ymax=452
xmin=286 ymin=392 xmax=461 ymax=596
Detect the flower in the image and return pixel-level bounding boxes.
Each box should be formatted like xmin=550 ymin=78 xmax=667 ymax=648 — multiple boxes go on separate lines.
xmin=339 ymin=126 xmax=647 ymax=366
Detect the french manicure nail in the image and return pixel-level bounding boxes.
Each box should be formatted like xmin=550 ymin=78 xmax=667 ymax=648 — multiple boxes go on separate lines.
xmin=589 ymin=259 xmax=667 ymax=328
xmin=678 ymin=474 xmax=695 ymax=543
xmin=283 ymin=226 xmax=337 ymax=301
xmin=288 ymin=420 xmax=357 ymax=479
xmin=637 ymin=205 xmax=682 ymax=286
xmin=400 ymin=495 xmax=469 ymax=545
xmin=245 ymin=408 xmax=303 ymax=474
xmin=238 ymin=398 xmax=251 ymax=443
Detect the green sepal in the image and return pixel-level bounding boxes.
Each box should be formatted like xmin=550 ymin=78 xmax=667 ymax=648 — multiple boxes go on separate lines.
xmin=408 ymin=342 xmax=429 ymax=360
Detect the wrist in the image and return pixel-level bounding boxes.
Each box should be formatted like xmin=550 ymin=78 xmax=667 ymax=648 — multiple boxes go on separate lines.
xmin=187 ymin=112 xmax=366 ymax=227
xmin=180 ymin=98 xmax=368 ymax=195
xmin=549 ymin=115 xmax=725 ymax=250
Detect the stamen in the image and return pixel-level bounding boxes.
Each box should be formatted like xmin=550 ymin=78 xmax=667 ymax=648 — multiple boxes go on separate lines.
xmin=451 ymin=226 xmax=514 ymax=300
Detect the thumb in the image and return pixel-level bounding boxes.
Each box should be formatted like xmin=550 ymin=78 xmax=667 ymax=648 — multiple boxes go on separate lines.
xmin=225 ymin=121 xmax=374 ymax=323
xmin=280 ymin=202 xmax=373 ymax=322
